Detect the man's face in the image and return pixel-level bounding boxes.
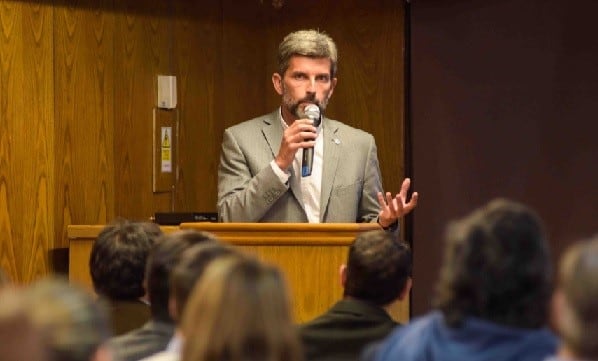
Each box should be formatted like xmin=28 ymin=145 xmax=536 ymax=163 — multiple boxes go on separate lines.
xmin=273 ymin=56 xmax=337 ymax=120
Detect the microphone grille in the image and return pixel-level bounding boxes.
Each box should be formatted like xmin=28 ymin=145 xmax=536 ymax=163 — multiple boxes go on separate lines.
xmin=304 ymin=104 xmax=321 ymax=120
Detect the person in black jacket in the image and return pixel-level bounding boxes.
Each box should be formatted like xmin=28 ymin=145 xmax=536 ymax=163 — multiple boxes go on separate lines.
xmin=110 ymin=230 xmax=218 ymax=361
xmin=299 ymin=230 xmax=412 ymax=361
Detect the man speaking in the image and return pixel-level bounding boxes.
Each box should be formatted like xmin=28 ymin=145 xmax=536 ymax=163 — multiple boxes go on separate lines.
xmin=217 ymin=29 xmax=418 ymax=229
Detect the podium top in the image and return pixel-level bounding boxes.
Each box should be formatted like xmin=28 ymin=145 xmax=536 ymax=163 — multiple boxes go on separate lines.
xmin=68 ymin=223 xmax=382 ymax=246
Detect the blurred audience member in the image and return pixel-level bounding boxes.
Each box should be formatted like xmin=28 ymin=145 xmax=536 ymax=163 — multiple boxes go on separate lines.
xmin=89 ymin=220 xmax=161 ymax=335
xmin=366 ymin=199 xmax=557 ymax=361
xmin=0 ymin=288 xmax=50 ymax=361
xmin=140 ymin=242 xmax=239 ymax=361
xmin=24 ymin=277 xmax=113 ymax=361
xmin=181 ymin=257 xmax=303 ymax=361
xmin=300 ymin=230 xmax=412 ymax=361
xmin=111 ymin=230 xmax=219 ymax=361
xmin=549 ymin=235 xmax=598 ymax=361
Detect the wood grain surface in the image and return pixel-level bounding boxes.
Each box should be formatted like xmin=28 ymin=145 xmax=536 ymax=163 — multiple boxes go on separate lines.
xmin=68 ymin=223 xmax=409 ymax=323
xmin=0 ymin=1 xmax=54 ymax=282
xmin=0 ymin=1 xmax=406 ymax=290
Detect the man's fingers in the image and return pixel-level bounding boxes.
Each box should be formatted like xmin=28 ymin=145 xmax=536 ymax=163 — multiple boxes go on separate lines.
xmin=298 ymin=131 xmax=317 ymax=141
xmin=380 ymin=189 xmax=418 ymax=219
xmin=385 ymin=192 xmax=393 ymax=206
xmin=391 ymin=196 xmax=402 ymax=215
xmin=283 ymin=133 xmax=316 ymax=148
xmin=377 ymin=192 xmax=393 ymax=204
xmin=399 ymin=178 xmax=411 ymax=197
xmin=377 ymin=192 xmax=389 ymax=208
xmin=292 ymin=119 xmax=317 ymax=132
xmin=403 ymin=191 xmax=419 ymax=212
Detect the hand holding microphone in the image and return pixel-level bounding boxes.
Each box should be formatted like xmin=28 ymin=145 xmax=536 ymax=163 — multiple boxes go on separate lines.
xmin=274 ymin=105 xmax=320 ymax=172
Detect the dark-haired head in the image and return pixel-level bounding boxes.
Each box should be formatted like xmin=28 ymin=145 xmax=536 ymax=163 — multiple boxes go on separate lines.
xmin=434 ymin=198 xmax=552 ymax=328
xmin=146 ymin=230 xmax=220 ymax=322
xmin=343 ymin=230 xmax=412 ymax=306
xmin=90 ymin=220 xmax=161 ymax=300
xmin=170 ymin=242 xmax=238 ymax=323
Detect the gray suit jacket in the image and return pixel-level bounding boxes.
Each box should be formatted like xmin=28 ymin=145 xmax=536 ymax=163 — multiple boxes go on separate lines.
xmin=218 ymin=109 xmax=386 ymax=224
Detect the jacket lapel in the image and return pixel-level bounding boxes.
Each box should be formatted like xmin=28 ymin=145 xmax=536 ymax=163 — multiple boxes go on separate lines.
xmin=261 ymin=110 xmax=282 ymax=158
xmin=320 ymin=118 xmax=341 ymax=221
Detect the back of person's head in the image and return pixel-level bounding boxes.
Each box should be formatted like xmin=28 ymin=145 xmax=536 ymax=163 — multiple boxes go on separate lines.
xmin=181 ymin=256 xmax=302 ymax=361
xmin=170 ymin=242 xmax=238 ymax=323
xmin=277 ymin=29 xmax=338 ymax=78
xmin=138 ymin=221 xmax=163 ymax=242
xmin=434 ymin=198 xmax=552 ymax=328
xmin=89 ymin=220 xmax=161 ymax=300
xmin=343 ymin=230 xmax=412 ymax=306
xmin=146 ymin=230 xmax=220 ymax=322
xmin=554 ymin=235 xmax=598 ymax=359
xmin=24 ymin=277 xmax=112 ymax=361
xmin=0 ymin=288 xmax=50 ymax=361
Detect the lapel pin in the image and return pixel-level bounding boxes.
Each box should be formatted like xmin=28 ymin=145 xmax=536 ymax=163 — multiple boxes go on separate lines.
xmin=333 ymin=138 xmax=341 ymax=145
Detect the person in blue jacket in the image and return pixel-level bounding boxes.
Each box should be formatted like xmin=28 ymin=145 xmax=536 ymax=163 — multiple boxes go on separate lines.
xmin=365 ymin=198 xmax=557 ymax=361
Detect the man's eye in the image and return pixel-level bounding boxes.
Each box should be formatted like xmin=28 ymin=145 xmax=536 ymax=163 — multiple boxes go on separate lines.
xmin=316 ymin=76 xmax=330 ymax=82
xmin=294 ymin=74 xmax=307 ymax=80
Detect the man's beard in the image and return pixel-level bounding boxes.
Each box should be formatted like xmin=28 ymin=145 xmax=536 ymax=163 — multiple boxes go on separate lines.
xmin=282 ymin=86 xmax=329 ymax=119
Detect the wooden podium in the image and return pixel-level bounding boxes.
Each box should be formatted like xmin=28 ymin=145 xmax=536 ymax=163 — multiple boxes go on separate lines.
xmin=68 ymin=223 xmax=409 ymax=323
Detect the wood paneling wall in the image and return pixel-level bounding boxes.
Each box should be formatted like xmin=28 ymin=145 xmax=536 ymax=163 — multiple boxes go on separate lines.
xmin=171 ymin=1 xmax=222 ymax=213
xmin=113 ymin=1 xmax=172 ymax=218
xmin=0 ymin=1 xmax=54 ymax=282
xmin=0 ymin=0 xmax=406 ymax=283
xmin=54 ymin=1 xmax=115 ymax=248
xmin=410 ymin=0 xmax=598 ymax=315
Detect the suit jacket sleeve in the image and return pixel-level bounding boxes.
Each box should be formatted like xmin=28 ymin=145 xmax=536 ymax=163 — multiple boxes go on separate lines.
xmin=358 ymin=135 xmax=383 ymax=223
xmin=360 ymin=136 xmax=400 ymax=235
xmin=217 ymin=127 xmax=289 ymax=222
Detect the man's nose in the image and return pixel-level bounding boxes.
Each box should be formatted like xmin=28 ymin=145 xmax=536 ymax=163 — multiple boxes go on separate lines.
xmin=306 ymin=77 xmax=316 ymax=92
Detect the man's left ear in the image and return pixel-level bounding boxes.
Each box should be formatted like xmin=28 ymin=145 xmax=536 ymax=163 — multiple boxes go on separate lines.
xmin=398 ymin=277 xmax=412 ymax=301
xmin=168 ymin=295 xmax=178 ymax=321
xmin=329 ymin=77 xmax=338 ymax=96
xmin=272 ymin=72 xmax=284 ymax=95
xmin=339 ymin=264 xmax=347 ymax=288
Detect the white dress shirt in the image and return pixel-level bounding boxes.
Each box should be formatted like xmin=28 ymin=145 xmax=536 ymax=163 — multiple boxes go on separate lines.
xmin=270 ymin=109 xmax=323 ymax=223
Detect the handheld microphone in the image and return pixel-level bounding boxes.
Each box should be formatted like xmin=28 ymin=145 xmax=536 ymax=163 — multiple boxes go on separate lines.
xmin=301 ymin=104 xmax=321 ymax=177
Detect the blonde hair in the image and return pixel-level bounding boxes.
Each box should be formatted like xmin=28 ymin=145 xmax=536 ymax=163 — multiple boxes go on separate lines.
xmin=181 ymin=256 xmax=302 ymax=361
xmin=557 ymin=235 xmax=598 ymax=359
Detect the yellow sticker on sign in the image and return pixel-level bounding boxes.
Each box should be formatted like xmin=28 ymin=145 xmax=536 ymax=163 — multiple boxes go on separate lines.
xmin=161 ymin=127 xmax=172 ymax=173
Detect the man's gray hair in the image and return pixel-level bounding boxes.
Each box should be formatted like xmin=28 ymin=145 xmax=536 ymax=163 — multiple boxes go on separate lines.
xmin=277 ymin=29 xmax=338 ymax=77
